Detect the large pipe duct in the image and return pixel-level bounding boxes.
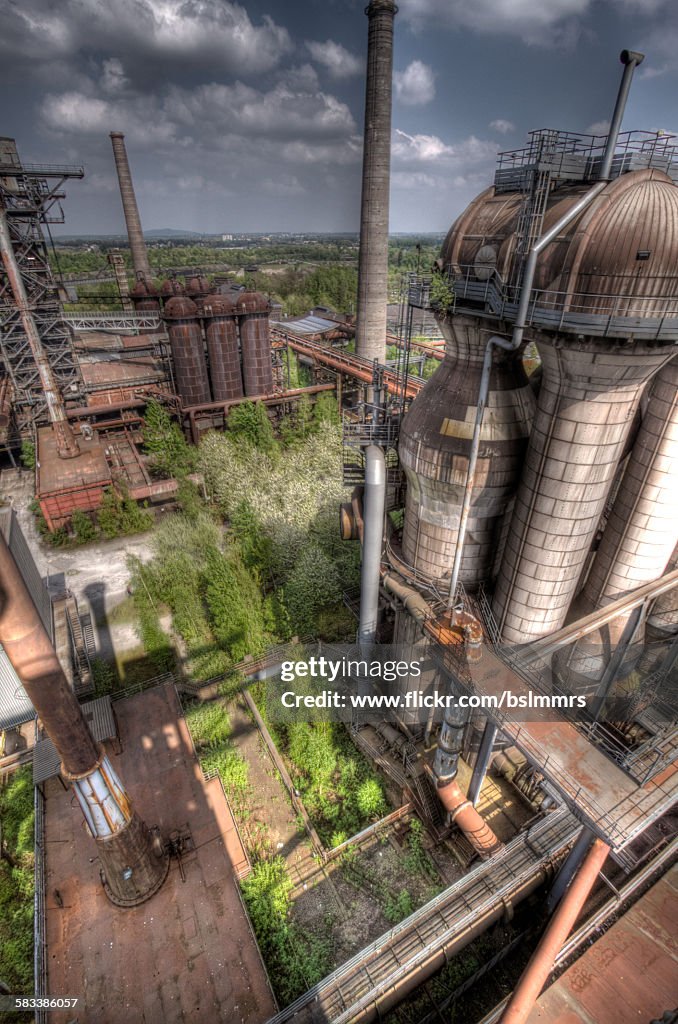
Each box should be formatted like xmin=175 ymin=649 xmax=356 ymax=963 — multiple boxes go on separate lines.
xmin=0 ymin=532 xmax=168 ymax=906
xmin=0 ymin=206 xmax=79 ymax=459
xmin=110 ymin=132 xmax=153 ymax=284
xmin=359 ymin=445 xmax=386 ymax=643
xmin=501 ymin=838 xmax=609 ymax=1024
xmin=355 ymin=0 xmax=397 ymax=364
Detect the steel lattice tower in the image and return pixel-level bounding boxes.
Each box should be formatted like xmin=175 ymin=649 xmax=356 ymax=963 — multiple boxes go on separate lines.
xmin=0 ymin=137 xmax=84 ymax=429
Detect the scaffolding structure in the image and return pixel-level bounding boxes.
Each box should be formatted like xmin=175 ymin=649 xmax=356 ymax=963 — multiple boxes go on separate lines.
xmin=0 ymin=138 xmax=84 ymax=430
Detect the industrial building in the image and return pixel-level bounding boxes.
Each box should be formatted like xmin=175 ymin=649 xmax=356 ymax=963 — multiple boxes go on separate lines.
xmin=0 ymin=4 xmax=675 ymax=1022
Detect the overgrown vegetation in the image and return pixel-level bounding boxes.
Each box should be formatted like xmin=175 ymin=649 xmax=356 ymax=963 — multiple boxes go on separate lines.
xmin=143 ymin=398 xmax=195 ymax=477
xmin=0 ymin=768 xmax=34 ymax=995
xmin=184 ymin=701 xmax=249 ymax=803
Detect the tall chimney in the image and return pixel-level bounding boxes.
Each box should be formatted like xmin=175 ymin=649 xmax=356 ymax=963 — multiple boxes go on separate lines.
xmin=109 ymin=132 xmax=153 ymax=284
xmin=0 ymin=532 xmax=169 ymax=906
xmin=355 ymin=0 xmax=397 ymax=365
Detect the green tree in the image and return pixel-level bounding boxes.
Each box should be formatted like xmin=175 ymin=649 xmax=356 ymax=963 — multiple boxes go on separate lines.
xmin=143 ymin=399 xmax=194 ymax=477
xmin=226 ymin=401 xmax=278 ymax=454
xmin=355 ymin=778 xmax=386 ymax=818
xmin=71 ymin=509 xmax=97 ymax=543
xmin=20 ymin=439 xmax=35 ymax=470
xmin=202 ymin=547 xmax=267 ymax=662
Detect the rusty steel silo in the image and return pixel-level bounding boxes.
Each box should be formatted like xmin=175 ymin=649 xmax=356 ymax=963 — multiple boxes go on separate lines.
xmin=130 ymin=277 xmax=160 ymax=314
xmin=202 ymin=293 xmax=243 ymax=402
xmin=490 ymin=168 xmax=678 ymax=643
xmin=236 ymin=291 xmax=274 ymax=397
xmin=162 ymin=295 xmax=211 ymax=407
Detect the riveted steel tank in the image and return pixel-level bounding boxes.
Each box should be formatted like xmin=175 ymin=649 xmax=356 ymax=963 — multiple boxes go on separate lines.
xmin=160 ymin=276 xmax=184 ymax=302
xmin=236 ymin=291 xmax=274 ymax=397
xmin=202 ymin=293 xmax=243 ymax=402
xmin=185 ymin=274 xmax=210 ymax=300
xmin=398 ymin=313 xmax=535 ymax=590
xmin=130 ymin=278 xmax=160 ymax=314
xmin=162 ymin=296 xmax=211 ymax=407
xmin=489 ymin=169 xmax=678 ymax=643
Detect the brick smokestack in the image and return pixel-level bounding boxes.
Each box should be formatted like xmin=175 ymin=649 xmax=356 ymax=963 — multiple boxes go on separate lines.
xmin=356 ymin=1 xmax=397 ymax=365
xmin=110 ymin=132 xmax=153 ymax=284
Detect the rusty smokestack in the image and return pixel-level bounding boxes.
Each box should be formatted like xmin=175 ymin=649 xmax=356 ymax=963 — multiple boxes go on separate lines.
xmin=0 ymin=532 xmax=168 ymax=906
xmin=355 ymin=0 xmax=397 ymax=365
xmin=109 ymin=131 xmax=153 ymax=284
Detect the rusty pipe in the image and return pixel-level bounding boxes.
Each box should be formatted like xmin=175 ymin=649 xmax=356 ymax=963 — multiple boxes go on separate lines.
xmin=437 ymin=779 xmax=503 ymax=858
xmin=500 ymin=837 xmax=610 ymax=1024
xmin=0 ymin=531 xmax=99 ymax=775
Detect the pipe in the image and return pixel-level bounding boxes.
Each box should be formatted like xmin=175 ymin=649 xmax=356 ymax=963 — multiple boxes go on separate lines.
xmin=0 ymin=531 xmax=168 ymax=906
xmin=450 ymin=50 xmax=642 ymax=609
xmin=468 ymin=720 xmax=498 ymax=806
xmin=359 ymin=445 xmax=386 ymax=643
xmin=500 ymin=837 xmax=609 ymax=1024
xmin=546 ymin=826 xmax=595 ymax=914
xmin=598 ymin=50 xmax=645 ymax=181
xmin=437 ymin=780 xmax=503 ymax=858
xmin=382 ymin=571 xmax=431 ymax=624
xmin=0 ymin=206 xmax=79 ymax=459
xmin=109 ymin=132 xmax=153 ymax=284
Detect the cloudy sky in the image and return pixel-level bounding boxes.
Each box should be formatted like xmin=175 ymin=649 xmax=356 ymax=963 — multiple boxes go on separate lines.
xmin=1 ymin=0 xmax=676 ymax=234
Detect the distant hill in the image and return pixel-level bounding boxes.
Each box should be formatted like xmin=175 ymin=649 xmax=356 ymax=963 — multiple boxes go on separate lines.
xmin=144 ymin=228 xmax=205 ymax=239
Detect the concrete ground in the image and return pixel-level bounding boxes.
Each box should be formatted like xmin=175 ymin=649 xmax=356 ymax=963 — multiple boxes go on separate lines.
xmin=44 ymin=683 xmax=276 ymax=1024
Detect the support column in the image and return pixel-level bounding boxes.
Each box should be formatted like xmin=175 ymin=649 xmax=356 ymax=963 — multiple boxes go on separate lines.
xmin=468 ymin=720 xmax=498 ymax=806
xmin=545 ymin=825 xmax=595 ymax=914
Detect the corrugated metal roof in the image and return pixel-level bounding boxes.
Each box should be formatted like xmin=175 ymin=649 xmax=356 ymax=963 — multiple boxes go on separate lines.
xmin=0 ymin=646 xmax=33 ymax=730
xmin=271 ymin=315 xmax=339 ymax=335
xmin=32 ymin=696 xmax=117 ymax=783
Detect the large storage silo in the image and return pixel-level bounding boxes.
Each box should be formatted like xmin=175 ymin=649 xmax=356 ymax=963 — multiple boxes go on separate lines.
xmin=202 ymin=293 xmax=243 ymax=402
xmin=163 ymin=295 xmax=211 ymax=407
xmin=236 ymin=291 xmax=274 ymax=397
xmin=130 ymin=277 xmax=160 ymax=314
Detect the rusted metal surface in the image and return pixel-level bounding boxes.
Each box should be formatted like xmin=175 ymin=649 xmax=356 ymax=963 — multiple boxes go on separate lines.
xmin=109 ymin=132 xmax=153 ymax=283
xmin=502 ymin=838 xmax=610 ymax=1024
xmin=0 ymin=374 xmax=12 ymax=429
xmin=236 ymin=292 xmax=274 ymax=396
xmin=163 ymin=295 xmax=211 ymax=406
xmin=528 ymin=864 xmax=678 ymax=1024
xmin=0 ymin=529 xmax=100 ymax=775
xmin=36 ymin=426 xmax=112 ymax=530
xmin=64 ymin=753 xmax=132 ymax=837
xmin=202 ymin=293 xmax=243 ymax=401
xmin=437 ymin=779 xmax=503 ymax=857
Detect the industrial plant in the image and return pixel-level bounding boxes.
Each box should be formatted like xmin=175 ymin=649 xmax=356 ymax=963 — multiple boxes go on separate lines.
xmin=0 ymin=3 xmax=676 ymax=1023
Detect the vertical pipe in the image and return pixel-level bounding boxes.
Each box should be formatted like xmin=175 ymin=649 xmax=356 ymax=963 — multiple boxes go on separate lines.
xmin=109 ymin=132 xmax=153 ymax=284
xmin=359 ymin=445 xmax=386 ymax=643
xmin=0 ymin=206 xmax=79 ymax=459
xmin=546 ymin=826 xmax=595 ymax=914
xmin=356 ymin=1 xmax=397 ymax=365
xmin=598 ymin=50 xmax=645 ymax=181
xmin=468 ymin=720 xmax=498 ymax=806
xmin=0 ymin=532 xmax=168 ymax=906
xmin=501 ymin=838 xmax=609 ymax=1024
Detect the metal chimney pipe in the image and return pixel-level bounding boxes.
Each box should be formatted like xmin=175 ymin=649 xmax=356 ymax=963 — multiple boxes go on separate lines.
xmin=355 ymin=1 xmax=397 ymax=365
xmin=358 ymin=444 xmax=386 ymax=643
xmin=598 ymin=50 xmax=645 ymax=181
xmin=0 ymin=533 xmax=168 ymax=906
xmin=0 ymin=205 xmax=79 ymax=459
xmin=109 ymin=132 xmax=153 ymax=284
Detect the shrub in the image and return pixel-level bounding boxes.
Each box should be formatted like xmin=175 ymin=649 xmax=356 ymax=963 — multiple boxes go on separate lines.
xmin=20 ymin=439 xmax=36 ymax=470
xmin=143 ymin=399 xmax=194 ymax=477
xmin=71 ymin=509 xmax=97 ymax=543
xmin=384 ymin=889 xmax=414 ymax=923
xmin=355 ymin=778 xmax=387 ymax=819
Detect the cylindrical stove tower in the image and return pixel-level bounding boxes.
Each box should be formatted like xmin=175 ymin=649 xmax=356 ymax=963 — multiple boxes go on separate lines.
xmin=203 ymin=293 xmax=243 ymax=402
xmin=163 ymin=296 xmax=211 ymax=407
xmin=492 ymin=169 xmax=678 ymax=643
xmin=236 ymin=291 xmax=274 ymax=396
xmin=0 ymin=532 xmax=169 ymax=906
xmin=555 ymin=358 xmax=678 ymax=694
xmin=355 ymin=0 xmax=397 ymax=365
xmin=398 ymin=314 xmax=534 ymax=590
xmin=109 ymin=132 xmax=153 ymax=285
xmin=130 ymin=277 xmax=160 ymax=313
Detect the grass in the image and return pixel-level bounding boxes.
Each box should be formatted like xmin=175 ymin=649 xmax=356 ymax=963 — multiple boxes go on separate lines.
xmin=0 ymin=768 xmax=35 ymax=998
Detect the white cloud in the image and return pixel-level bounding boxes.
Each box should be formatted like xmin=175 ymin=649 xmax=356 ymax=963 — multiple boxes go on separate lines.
xmin=394 ymin=61 xmax=435 ymax=106
xmin=0 ymin=0 xmax=292 ymax=74
xmin=399 ymin=0 xmax=590 ymax=46
xmin=392 ymin=171 xmax=437 ymax=189
xmin=306 ymin=39 xmax=362 ymax=78
xmin=489 ymin=119 xmax=515 ymax=134
xmin=100 ymin=58 xmax=129 ymax=95
xmin=586 ymin=119 xmax=610 ymax=135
